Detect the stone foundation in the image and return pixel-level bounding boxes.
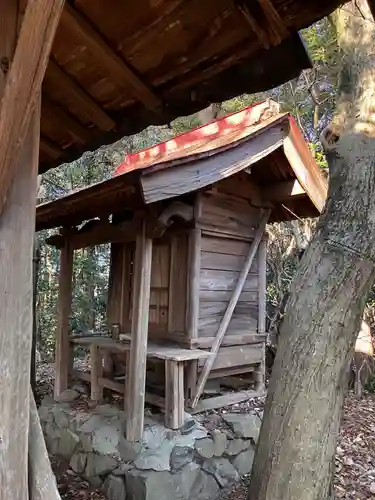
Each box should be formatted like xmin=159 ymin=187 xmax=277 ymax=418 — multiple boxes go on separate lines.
xmin=39 ymin=393 xmax=260 ymax=500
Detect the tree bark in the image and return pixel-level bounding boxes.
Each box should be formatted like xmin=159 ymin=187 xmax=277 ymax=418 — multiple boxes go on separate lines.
xmin=248 ymin=2 xmax=375 ymax=500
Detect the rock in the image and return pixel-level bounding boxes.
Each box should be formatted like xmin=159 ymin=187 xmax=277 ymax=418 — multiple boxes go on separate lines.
xmin=222 ymin=414 xmax=261 ymax=441
xmin=118 ymin=436 xmax=143 ymax=462
xmin=225 ymin=438 xmax=249 ymax=456
xmin=70 ymin=452 xmax=87 ymax=474
xmin=179 ymin=419 xmax=197 ymax=435
xmin=134 ymin=440 xmax=174 ymax=471
xmin=209 ymin=430 xmax=227 ymax=457
xmin=113 ymin=463 xmax=134 ymax=476
xmin=231 ymin=447 xmax=255 ymax=476
xmin=85 ymin=452 xmax=118 ymax=478
xmin=170 ymin=446 xmax=194 ymax=471
xmin=125 ymin=464 xmax=199 ymax=500
xmin=103 ymin=474 xmax=127 ymax=500
xmin=53 ymin=408 xmax=69 ymax=428
xmin=142 ymin=424 xmax=169 ymax=450
xmin=370 ymin=482 xmax=375 ymax=495
xmin=41 ymin=395 xmax=55 ymax=407
xmin=172 ymin=463 xmax=200 ymax=499
xmin=195 ymin=438 xmax=215 ymax=459
xmin=92 ymin=424 xmax=121 ymax=455
xmin=202 ymin=458 xmax=240 ymax=487
xmin=190 ymin=470 xmax=219 ymax=500
xmin=56 ymin=429 xmax=79 ymax=460
xmin=81 ymin=433 xmax=93 ymax=452
xmin=38 ymin=404 xmax=53 ymax=425
xmin=55 ymin=389 xmax=79 ymax=403
xmin=125 ymin=469 xmax=175 ymax=500
xmin=174 ymin=426 xmax=207 ymax=448
xmin=72 ymin=383 xmax=88 ymax=395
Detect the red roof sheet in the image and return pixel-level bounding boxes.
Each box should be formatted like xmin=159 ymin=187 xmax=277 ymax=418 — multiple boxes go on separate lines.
xmin=114 ymin=100 xmax=284 ymax=176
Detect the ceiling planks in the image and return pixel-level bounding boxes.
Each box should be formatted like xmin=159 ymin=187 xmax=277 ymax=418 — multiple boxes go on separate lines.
xmin=46 ymin=59 xmax=115 ymax=131
xmin=60 ymin=3 xmax=162 ymax=112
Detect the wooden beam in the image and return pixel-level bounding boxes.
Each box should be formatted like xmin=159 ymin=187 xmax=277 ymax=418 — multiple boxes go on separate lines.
xmin=61 ymin=4 xmax=161 ymax=112
xmin=165 ymin=360 xmax=184 ymax=430
xmin=236 ymin=2 xmax=270 ymax=49
xmin=40 ymin=136 xmax=64 ymax=160
xmin=0 ymin=0 xmax=65 ymax=215
xmin=42 ymin=97 xmax=91 ymax=145
xmin=90 ymin=345 xmax=103 ymax=402
xmin=46 ymin=59 xmax=115 ymax=131
xmin=54 ymin=239 xmax=74 ymax=398
xmin=125 ymin=222 xmax=153 ymax=441
xmin=47 ymin=217 xmax=142 ymax=249
xmin=258 ymin=0 xmax=289 ymax=45
xmin=191 ymin=210 xmax=271 ymax=408
xmin=189 ymin=389 xmax=265 ymax=414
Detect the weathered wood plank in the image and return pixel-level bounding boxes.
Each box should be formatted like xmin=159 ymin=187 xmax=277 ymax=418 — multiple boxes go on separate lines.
xmin=0 ymin=0 xmax=65 ymax=213
xmin=199 ymin=290 xmax=258 ymax=302
xmin=198 ymin=345 xmax=263 ymax=371
xmin=199 ymin=192 xmax=260 ymax=233
xmin=125 ymin=223 xmax=153 ymax=441
xmin=201 ymin=236 xmax=252 ymax=256
xmin=199 ymin=301 xmax=258 ymax=318
xmin=90 ymin=345 xmax=103 ymax=402
xmin=54 ymin=239 xmax=74 ymax=398
xmin=186 ymin=229 xmax=201 ymax=338
xmin=189 ymin=390 xmax=265 ymax=414
xmin=201 ymin=251 xmax=258 ymax=272
xmin=165 ymin=360 xmax=184 ymax=429
xmin=200 ymin=269 xmax=258 ymax=292
xmin=141 ymin=125 xmax=286 ymax=204
xmin=194 ymin=334 xmax=266 ymax=349
xmin=61 ymin=3 xmax=160 ymax=111
xmin=191 ymin=210 xmax=270 ymax=407
xmin=168 ymin=233 xmax=188 ymax=333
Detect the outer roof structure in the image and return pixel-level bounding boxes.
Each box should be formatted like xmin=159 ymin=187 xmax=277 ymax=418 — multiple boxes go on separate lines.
xmin=36 ymin=100 xmax=327 ymax=231
xmin=38 ymin=0 xmax=344 ymax=174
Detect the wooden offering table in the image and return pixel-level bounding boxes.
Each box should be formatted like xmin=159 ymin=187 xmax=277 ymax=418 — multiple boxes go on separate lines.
xmin=71 ymin=336 xmax=211 ymax=430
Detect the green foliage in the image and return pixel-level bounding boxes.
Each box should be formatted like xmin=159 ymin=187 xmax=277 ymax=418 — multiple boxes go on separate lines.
xmin=365 ymin=376 xmax=375 ymax=393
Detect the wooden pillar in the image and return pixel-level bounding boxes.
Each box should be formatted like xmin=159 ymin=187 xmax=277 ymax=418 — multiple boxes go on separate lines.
xmin=54 ymin=238 xmax=73 ymax=398
xmin=255 ymin=235 xmax=267 ymax=393
xmin=165 ymin=360 xmax=184 ymax=429
xmin=258 ymin=236 xmax=267 ymax=333
xmin=90 ymin=345 xmax=103 ymax=402
xmin=125 ymin=222 xmax=152 ymax=441
xmin=185 ymin=228 xmax=201 ymax=402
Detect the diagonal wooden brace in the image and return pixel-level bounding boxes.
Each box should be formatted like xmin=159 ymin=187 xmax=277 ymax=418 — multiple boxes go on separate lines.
xmin=191 ymin=209 xmax=271 ymax=408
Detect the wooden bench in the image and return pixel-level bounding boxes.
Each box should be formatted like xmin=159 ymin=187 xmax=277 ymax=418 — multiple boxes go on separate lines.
xmin=70 ymin=336 xmax=211 ymax=429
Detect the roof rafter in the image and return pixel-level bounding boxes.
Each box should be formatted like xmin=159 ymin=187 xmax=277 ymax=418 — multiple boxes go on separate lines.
xmin=46 ymin=59 xmax=116 ymax=132
xmin=61 ymin=4 xmax=162 ymax=112
xmin=258 ymin=0 xmax=289 ymax=45
xmin=42 ymin=98 xmax=91 ymax=145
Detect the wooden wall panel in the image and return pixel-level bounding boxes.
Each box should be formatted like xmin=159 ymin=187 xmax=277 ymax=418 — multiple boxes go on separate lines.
xmin=168 ymin=233 xmax=188 ymax=333
xmin=148 ymin=242 xmax=170 ymax=331
xmin=197 ymin=192 xmax=264 ymax=341
xmin=196 ymin=191 xmax=260 ymax=239
xmin=198 ymin=344 xmax=263 ymax=370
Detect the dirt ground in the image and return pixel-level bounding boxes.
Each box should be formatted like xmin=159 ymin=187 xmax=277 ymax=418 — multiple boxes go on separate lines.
xmin=36 ymin=364 xmax=375 ymax=500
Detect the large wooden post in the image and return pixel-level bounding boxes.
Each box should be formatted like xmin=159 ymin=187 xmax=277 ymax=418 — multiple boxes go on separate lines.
xmin=54 ymin=238 xmax=74 ymax=398
xmin=125 ymin=222 xmax=152 ymax=441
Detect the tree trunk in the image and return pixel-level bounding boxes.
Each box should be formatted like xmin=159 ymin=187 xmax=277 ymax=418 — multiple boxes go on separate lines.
xmin=248 ymin=2 xmax=375 ymax=500
xmin=28 ymin=389 xmax=60 ymax=500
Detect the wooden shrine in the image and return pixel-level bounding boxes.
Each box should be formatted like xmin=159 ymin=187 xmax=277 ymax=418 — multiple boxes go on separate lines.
xmin=36 ymin=101 xmax=328 ymax=441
